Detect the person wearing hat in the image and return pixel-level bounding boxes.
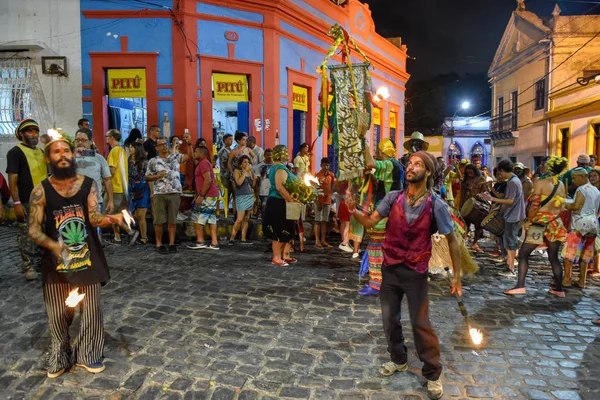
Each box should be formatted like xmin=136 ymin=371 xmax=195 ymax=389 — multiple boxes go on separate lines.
xmin=6 ymin=119 xmax=48 ymax=280
xmin=562 ymin=167 xmax=600 ymax=289
xmin=403 ymin=131 xmax=429 ymax=154
xmin=563 ymin=154 xmax=591 ymax=198
xmin=347 ymin=150 xmax=461 ymax=400
xmin=28 ymin=130 xmax=126 ymax=378
xmin=358 ymin=138 xmax=404 ymax=296
xmin=514 ymin=162 xmax=533 ymax=200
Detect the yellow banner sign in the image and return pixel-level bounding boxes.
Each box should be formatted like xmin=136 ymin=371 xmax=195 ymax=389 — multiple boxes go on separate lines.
xmin=293 ymin=85 xmax=308 ymax=112
xmin=373 ymin=108 xmax=381 ymax=125
xmin=107 ymin=69 xmax=147 ymax=98
xmin=213 ymin=73 xmax=248 ymax=102
xmin=390 ymin=112 xmax=397 ymax=129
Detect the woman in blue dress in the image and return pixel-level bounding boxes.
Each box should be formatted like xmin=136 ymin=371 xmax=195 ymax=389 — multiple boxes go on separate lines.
xmin=127 ymin=142 xmax=150 ymax=244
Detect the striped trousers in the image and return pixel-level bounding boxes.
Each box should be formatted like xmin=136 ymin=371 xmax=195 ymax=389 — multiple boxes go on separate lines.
xmin=43 ymin=283 xmax=104 ymax=373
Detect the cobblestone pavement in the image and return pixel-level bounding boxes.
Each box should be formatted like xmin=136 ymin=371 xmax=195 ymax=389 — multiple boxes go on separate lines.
xmin=0 ymin=225 xmax=599 ymax=400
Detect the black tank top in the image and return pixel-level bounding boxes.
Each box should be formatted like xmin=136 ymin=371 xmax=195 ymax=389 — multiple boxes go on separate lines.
xmin=40 ymin=176 xmax=110 ymax=286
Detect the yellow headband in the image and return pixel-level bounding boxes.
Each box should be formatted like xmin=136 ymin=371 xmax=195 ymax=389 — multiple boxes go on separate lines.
xmin=377 ymin=138 xmax=395 ymax=158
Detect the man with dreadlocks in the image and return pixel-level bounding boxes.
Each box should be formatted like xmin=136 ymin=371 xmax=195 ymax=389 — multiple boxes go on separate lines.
xmin=348 ymin=151 xmax=462 ymax=400
xmin=357 ymin=138 xmax=404 ymax=296
xmin=6 ymin=119 xmax=48 ymax=280
xmin=28 ymin=131 xmax=126 ymax=378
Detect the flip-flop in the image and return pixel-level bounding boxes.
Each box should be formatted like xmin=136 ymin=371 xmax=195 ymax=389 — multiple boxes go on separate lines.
xmin=284 ymin=257 xmax=298 ymax=264
xmin=271 ymin=259 xmax=289 ymax=267
xmin=548 ymin=289 xmax=565 ymax=298
xmin=378 ymin=361 xmax=408 ymax=377
xmin=503 ymin=287 xmax=526 ymax=295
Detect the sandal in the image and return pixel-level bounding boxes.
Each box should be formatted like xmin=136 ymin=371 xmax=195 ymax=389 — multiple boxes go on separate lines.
xmin=503 ymin=287 xmax=526 ymax=295
xmin=593 ymin=318 xmax=600 ymax=326
xmin=271 ymin=259 xmax=289 ymax=267
xmin=284 ymin=257 xmax=298 ymax=264
xmin=379 ymin=361 xmax=408 ymax=377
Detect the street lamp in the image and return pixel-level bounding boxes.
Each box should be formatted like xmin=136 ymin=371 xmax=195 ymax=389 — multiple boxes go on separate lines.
xmin=449 ymin=101 xmax=471 ymax=161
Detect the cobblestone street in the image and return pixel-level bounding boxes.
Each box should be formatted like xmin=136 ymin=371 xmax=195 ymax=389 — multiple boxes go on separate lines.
xmin=0 ymin=225 xmax=599 ymax=399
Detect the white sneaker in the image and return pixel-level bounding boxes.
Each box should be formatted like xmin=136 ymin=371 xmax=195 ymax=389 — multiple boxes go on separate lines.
xmin=176 ymin=213 xmax=188 ymax=221
xmin=339 ymin=243 xmax=353 ymax=253
xmin=352 ymin=252 xmax=360 ymax=259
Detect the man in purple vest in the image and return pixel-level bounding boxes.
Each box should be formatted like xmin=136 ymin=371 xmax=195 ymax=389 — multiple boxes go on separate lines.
xmin=348 ymin=151 xmax=462 ymax=400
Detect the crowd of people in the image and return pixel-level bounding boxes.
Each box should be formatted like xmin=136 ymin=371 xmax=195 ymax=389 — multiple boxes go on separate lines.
xmin=3 ymin=117 xmax=600 ymax=399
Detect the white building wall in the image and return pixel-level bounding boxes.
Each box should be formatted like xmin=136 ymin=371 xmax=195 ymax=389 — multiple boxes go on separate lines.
xmin=0 ymin=0 xmax=82 ymax=175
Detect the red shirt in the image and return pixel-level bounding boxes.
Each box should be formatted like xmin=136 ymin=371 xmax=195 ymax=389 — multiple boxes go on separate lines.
xmin=317 ymin=170 xmax=336 ymax=205
xmin=194 ymin=159 xmax=219 ymax=198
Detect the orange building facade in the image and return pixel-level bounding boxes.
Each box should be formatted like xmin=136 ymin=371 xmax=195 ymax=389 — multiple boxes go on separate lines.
xmin=81 ymin=0 xmax=409 ymax=167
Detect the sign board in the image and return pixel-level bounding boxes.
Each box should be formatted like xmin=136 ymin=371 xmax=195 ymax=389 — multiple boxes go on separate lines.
xmin=389 ymin=111 xmax=397 ymax=129
xmin=292 ymin=85 xmax=308 ymax=112
xmin=212 ymin=73 xmax=248 ymax=102
xmin=373 ymin=108 xmax=381 ymax=125
xmin=107 ymin=68 xmax=146 ymax=98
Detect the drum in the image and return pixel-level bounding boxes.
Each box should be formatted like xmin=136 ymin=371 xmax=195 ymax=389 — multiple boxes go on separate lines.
xmin=460 ymin=197 xmax=489 ymax=226
xmin=481 ymin=211 xmax=505 ymax=236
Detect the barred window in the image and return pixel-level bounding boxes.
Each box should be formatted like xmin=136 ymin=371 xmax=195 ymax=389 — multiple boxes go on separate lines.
xmin=534 ymin=79 xmax=546 ymax=111
xmin=0 ymin=57 xmax=32 ymax=135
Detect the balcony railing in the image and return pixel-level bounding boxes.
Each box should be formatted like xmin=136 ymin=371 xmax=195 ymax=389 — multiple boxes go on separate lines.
xmin=491 ymin=112 xmax=517 ymax=134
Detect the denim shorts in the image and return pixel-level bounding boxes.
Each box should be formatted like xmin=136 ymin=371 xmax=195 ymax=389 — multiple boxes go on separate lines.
xmin=503 ymin=221 xmax=521 ymax=250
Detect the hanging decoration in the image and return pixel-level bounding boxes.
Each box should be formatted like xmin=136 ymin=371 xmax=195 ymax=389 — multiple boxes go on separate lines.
xmin=317 ymin=24 xmax=373 ymax=181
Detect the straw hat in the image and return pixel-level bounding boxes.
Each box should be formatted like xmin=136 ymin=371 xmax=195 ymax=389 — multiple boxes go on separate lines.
xmin=404 ymin=131 xmax=429 ymax=152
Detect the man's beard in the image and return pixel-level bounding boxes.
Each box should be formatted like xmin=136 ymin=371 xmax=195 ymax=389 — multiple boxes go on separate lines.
xmin=23 ymin=136 xmax=39 ymax=148
xmin=49 ymin=158 xmax=77 ymax=179
xmin=406 ymin=170 xmax=426 ymax=183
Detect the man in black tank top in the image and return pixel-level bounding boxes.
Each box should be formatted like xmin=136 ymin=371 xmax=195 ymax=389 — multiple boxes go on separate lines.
xmin=28 ymin=135 xmax=125 ymax=379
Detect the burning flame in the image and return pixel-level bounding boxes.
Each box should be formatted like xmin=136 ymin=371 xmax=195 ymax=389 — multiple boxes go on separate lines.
xmin=47 ymin=128 xmax=64 ymax=141
xmin=65 ymin=288 xmax=85 ymax=307
xmin=122 ymin=209 xmax=135 ymax=231
xmin=470 ymin=328 xmax=483 ymax=345
xmin=303 ymin=173 xmax=320 ymax=186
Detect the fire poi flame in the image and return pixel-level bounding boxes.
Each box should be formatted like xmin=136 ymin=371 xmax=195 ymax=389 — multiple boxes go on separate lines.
xmin=121 ymin=209 xmax=135 ymax=231
xmin=47 ymin=128 xmax=64 ymax=141
xmin=65 ymin=288 xmax=85 ymax=307
xmin=303 ymin=173 xmax=320 ymax=186
xmin=470 ymin=328 xmax=483 ymax=345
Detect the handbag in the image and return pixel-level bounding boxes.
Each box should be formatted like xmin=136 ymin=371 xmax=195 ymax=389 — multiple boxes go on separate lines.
xmin=524 ymin=223 xmax=545 ymax=245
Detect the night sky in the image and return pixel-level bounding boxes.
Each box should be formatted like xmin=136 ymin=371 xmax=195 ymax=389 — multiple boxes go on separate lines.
xmin=363 ymin=0 xmax=600 ymax=82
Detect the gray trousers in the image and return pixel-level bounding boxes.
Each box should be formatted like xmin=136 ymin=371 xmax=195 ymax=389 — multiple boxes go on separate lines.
xmin=17 ymin=204 xmax=41 ymax=273
xmin=43 ymin=283 xmax=104 ymax=373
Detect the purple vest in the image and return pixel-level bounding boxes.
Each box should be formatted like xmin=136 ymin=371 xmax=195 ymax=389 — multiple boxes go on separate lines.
xmin=382 ymin=192 xmax=433 ymax=273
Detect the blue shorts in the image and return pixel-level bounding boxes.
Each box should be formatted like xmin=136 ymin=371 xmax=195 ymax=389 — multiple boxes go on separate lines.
xmin=503 ymin=221 xmax=521 ymax=251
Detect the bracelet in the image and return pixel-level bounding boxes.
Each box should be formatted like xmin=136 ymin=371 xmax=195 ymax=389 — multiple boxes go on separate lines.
xmin=14 ymin=201 xmax=22 ymax=205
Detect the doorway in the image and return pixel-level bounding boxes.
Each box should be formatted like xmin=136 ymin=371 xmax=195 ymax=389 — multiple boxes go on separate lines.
xmin=105 ymin=68 xmax=147 ymax=143
xmin=211 ymin=73 xmax=250 ymax=151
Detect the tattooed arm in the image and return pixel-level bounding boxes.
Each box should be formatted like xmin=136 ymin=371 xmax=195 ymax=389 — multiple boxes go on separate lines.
xmin=28 ymin=184 xmax=63 ymax=258
xmin=88 ymin=181 xmax=124 ymax=227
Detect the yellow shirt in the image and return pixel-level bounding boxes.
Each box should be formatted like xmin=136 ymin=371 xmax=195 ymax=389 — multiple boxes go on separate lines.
xmin=107 ymin=146 xmax=128 ymax=194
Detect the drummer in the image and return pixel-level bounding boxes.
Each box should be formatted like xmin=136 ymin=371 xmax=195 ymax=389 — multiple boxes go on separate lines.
xmin=460 ymin=163 xmax=489 ymax=252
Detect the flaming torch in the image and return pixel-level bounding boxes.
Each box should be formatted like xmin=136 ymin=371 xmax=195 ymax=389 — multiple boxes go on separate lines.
xmin=444 ymin=267 xmax=484 ymax=346
xmin=303 ymin=173 xmax=320 ymax=187
xmin=121 ymin=209 xmax=140 ymax=245
xmin=65 ymin=288 xmax=85 ymax=307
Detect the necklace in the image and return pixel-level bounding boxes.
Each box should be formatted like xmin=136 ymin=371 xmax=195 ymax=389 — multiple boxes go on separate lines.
xmin=407 ymin=190 xmax=428 ymax=206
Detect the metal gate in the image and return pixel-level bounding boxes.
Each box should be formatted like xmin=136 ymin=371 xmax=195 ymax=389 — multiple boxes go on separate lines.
xmin=0 ymin=57 xmax=32 ymax=136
